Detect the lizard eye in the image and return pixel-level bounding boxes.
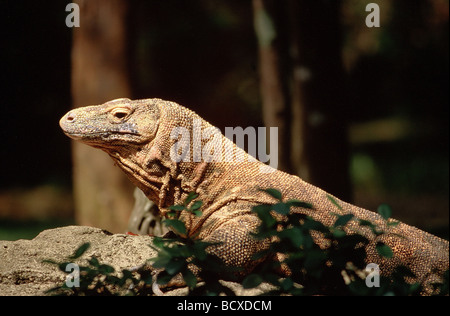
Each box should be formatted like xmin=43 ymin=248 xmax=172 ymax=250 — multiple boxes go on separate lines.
xmin=114 ymin=111 xmax=127 ymax=119
xmin=110 ymin=107 xmax=131 ymax=121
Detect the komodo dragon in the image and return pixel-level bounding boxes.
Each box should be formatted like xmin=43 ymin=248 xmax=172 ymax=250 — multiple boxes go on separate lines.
xmin=60 ymin=98 xmax=448 ymax=293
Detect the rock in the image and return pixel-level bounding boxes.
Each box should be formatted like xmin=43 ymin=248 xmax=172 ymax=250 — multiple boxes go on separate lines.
xmin=0 ymin=225 xmax=272 ymax=296
xmin=0 ymin=226 xmax=156 ymax=296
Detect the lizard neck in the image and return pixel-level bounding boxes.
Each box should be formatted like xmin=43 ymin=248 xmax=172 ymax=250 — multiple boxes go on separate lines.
xmin=109 ymin=143 xmax=211 ymax=213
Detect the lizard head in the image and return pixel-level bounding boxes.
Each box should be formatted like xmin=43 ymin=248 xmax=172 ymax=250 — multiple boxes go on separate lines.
xmin=59 ymin=98 xmax=160 ymax=150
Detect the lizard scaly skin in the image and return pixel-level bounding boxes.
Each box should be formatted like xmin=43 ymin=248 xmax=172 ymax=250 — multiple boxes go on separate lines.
xmin=60 ymin=98 xmax=449 ymax=293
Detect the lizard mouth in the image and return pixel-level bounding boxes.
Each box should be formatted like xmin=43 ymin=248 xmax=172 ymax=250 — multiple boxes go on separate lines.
xmin=62 ymin=130 xmax=140 ymax=139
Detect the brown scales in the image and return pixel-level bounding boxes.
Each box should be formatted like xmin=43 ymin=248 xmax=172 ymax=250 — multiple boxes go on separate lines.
xmin=60 ymin=98 xmax=449 ymax=294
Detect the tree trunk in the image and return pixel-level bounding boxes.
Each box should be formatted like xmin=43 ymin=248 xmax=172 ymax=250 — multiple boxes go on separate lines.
xmin=71 ymin=0 xmax=134 ymax=232
xmin=253 ymin=0 xmax=351 ymax=201
xmin=253 ymin=0 xmax=293 ymax=173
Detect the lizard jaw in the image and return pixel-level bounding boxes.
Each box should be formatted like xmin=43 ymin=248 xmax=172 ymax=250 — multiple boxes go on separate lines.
xmin=60 ymin=109 xmax=141 ymax=146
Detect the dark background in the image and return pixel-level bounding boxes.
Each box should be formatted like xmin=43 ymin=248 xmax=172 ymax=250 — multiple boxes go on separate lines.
xmin=0 ymin=0 xmax=448 ymax=239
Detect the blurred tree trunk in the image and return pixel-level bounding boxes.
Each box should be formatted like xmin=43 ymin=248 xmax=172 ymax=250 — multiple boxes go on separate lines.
xmin=253 ymin=0 xmax=292 ymax=173
xmin=253 ymin=0 xmax=351 ymax=201
xmin=71 ymin=0 xmax=134 ymax=232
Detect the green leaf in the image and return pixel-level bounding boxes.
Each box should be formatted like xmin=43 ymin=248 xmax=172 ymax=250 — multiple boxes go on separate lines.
xmin=392 ymin=265 xmax=417 ymax=281
xmin=279 ymin=227 xmax=303 ymax=247
xmin=189 ymin=200 xmax=203 ymax=212
xmin=252 ymin=204 xmax=272 ymax=214
xmin=58 ymin=262 xmax=71 ymax=273
xmin=377 ymin=204 xmax=392 ymax=220
xmin=182 ymin=270 xmax=197 ymax=289
xmin=376 ymin=242 xmax=393 ymax=258
xmin=69 ymin=242 xmax=90 ymax=260
xmin=280 ymin=278 xmax=293 ymax=291
xmin=121 ymin=269 xmax=133 ymax=281
xmin=105 ymin=275 xmax=122 ymax=286
xmin=327 ymin=195 xmax=343 ymax=211
xmin=359 ymin=219 xmax=381 ymax=235
xmin=165 ymin=259 xmax=185 ymax=275
xmin=302 ymin=218 xmax=327 ymax=233
xmin=156 ymin=273 xmax=173 ymax=286
xmin=185 ymin=192 xmax=199 ymax=205
xmin=334 ymin=214 xmax=354 ymax=227
xmin=192 ymin=241 xmax=213 ymax=260
xmin=251 ymin=249 xmax=272 ymax=261
xmin=332 ymin=228 xmax=347 ymax=238
xmin=163 ymin=219 xmax=187 ymax=235
xmin=408 ymin=282 xmax=422 ymax=294
xmin=42 ymin=259 xmax=58 ymax=265
xmin=286 ymin=199 xmax=313 ymax=209
xmin=263 ymin=273 xmax=281 ymax=285
xmin=242 ymin=274 xmax=263 ymax=289
xmin=359 ymin=219 xmax=375 ymax=227
xmin=98 ymin=264 xmax=115 ymax=275
xmin=273 ymin=202 xmax=290 ymax=215
xmin=262 ymin=188 xmax=283 ymax=201
xmin=151 ymin=237 xmax=165 ymax=249
xmin=152 ymin=254 xmax=172 ymax=269
xmin=252 ymin=204 xmax=277 ymax=228
xmin=168 ymin=205 xmax=185 ymax=212
xmin=88 ymin=256 xmax=99 ymax=268
xmin=177 ymin=245 xmax=194 ymax=258
xmin=304 ymin=250 xmax=327 ymax=269
xmin=387 ymin=220 xmax=400 ymax=227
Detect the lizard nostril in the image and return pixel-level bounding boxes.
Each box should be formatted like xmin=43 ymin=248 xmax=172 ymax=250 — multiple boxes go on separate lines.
xmin=66 ymin=111 xmax=76 ymax=122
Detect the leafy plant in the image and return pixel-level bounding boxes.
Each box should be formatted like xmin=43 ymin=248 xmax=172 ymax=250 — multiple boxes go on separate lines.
xmin=241 ymin=189 xmax=431 ymax=296
xmin=44 ymin=242 xmax=153 ymax=296
xmin=162 ymin=192 xmax=203 ymax=236
xmin=150 ymin=192 xmax=238 ymax=295
xmin=45 ymin=189 xmax=448 ymax=296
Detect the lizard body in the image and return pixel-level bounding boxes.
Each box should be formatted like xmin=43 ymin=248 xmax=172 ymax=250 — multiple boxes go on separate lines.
xmin=60 ymin=98 xmax=448 ymax=293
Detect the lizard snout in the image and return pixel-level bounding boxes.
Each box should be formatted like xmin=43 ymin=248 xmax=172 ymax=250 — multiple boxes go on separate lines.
xmin=64 ymin=110 xmax=77 ymax=123
xmin=59 ymin=110 xmax=80 ymax=137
